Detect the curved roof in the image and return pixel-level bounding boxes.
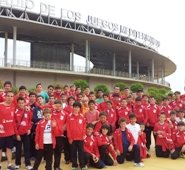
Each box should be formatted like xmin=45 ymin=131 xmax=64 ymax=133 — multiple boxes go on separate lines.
xmin=0 ymin=9 xmax=176 ymax=77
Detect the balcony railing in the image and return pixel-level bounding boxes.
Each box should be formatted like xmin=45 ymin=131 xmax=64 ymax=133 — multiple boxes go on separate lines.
xmin=0 ymin=58 xmax=170 ymax=87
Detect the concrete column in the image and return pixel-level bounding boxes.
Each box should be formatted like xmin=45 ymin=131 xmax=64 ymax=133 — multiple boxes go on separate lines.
xmin=113 ymin=53 xmax=116 ymax=76
xmin=148 ymin=67 xmax=150 ymax=81
xmin=128 ymin=50 xmax=132 ymax=78
xmin=85 ymin=40 xmax=89 ymax=73
xmin=136 ymin=61 xmax=139 ymax=79
xmin=88 ymin=42 xmax=91 ymax=71
xmin=70 ymin=43 xmax=74 ymax=71
xmin=151 ymin=58 xmax=155 ymax=82
xmin=162 ymin=64 xmax=165 ymax=85
xmin=4 ymin=32 xmax=8 ymax=67
xmin=13 ymin=26 xmax=17 ymax=66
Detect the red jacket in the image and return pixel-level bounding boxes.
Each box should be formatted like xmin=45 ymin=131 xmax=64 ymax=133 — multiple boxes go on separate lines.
xmin=117 ymin=106 xmax=131 ymax=123
xmin=173 ymin=130 xmax=185 ymax=148
xmin=35 ymin=119 xmax=58 ymax=149
xmin=63 ymin=105 xmax=73 ymax=115
xmin=98 ymin=101 xmax=107 ymax=111
xmin=97 ymin=134 xmax=117 ymax=160
xmin=113 ymin=128 xmax=135 ymax=154
xmin=14 ymin=108 xmax=32 ymax=135
xmin=133 ymin=104 xmax=147 ymax=124
xmin=52 ymin=109 xmax=67 ymax=136
xmin=0 ymin=92 xmax=6 ymax=102
xmin=66 ymin=113 xmax=86 ymax=142
xmin=94 ymin=120 xmax=110 ymax=136
xmin=154 ymin=122 xmax=173 ymax=151
xmin=84 ymin=134 xmax=100 ymax=158
xmin=105 ymin=108 xmax=117 ymax=130
xmin=146 ymin=104 xmax=160 ymax=127
xmin=0 ymin=103 xmax=16 ymax=137
xmin=160 ymin=105 xmax=172 ymax=118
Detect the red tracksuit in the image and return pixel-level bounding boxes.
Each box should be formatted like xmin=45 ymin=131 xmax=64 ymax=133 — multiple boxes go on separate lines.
xmin=14 ymin=108 xmax=32 ymax=135
xmin=97 ymin=134 xmax=116 ymax=160
xmin=105 ymin=108 xmax=117 ymax=130
xmin=160 ymin=105 xmax=172 ymax=118
xmin=0 ymin=103 xmax=15 ymax=137
xmin=146 ymin=104 xmax=160 ymax=127
xmin=173 ymin=130 xmax=185 ymax=148
xmin=52 ymin=109 xmax=67 ymax=136
xmin=0 ymin=92 xmax=6 ymax=102
xmin=133 ymin=104 xmax=147 ymax=124
xmin=66 ymin=113 xmax=86 ymax=142
xmin=63 ymin=105 xmax=73 ymax=115
xmin=84 ymin=134 xmax=100 ymax=158
xmin=35 ymin=119 xmax=58 ymax=149
xmin=94 ymin=120 xmax=110 ymax=136
xmin=113 ymin=128 xmax=135 ymax=154
xmin=98 ymin=101 xmax=107 ymax=112
xmin=154 ymin=122 xmax=173 ymax=151
xmin=117 ymin=106 xmax=131 ymax=123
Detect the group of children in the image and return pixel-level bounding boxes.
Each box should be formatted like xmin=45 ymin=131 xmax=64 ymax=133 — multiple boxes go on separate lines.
xmin=0 ymin=81 xmax=185 ymax=170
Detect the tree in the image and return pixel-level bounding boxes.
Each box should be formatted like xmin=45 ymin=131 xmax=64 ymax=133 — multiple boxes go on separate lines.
xmin=73 ymin=79 xmax=89 ymax=92
xmin=114 ymin=82 xmax=128 ymax=91
xmin=94 ymin=84 xmax=110 ymax=94
xmin=130 ymin=83 xmax=144 ymax=93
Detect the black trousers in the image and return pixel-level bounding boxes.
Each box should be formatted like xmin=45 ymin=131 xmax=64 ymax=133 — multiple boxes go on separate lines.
xmin=98 ymin=145 xmax=114 ymax=166
xmin=70 ymin=140 xmax=85 ymax=168
xmin=15 ymin=134 xmax=31 ymax=166
xmin=155 ymin=145 xmax=170 ymax=158
xmin=30 ymin=132 xmax=37 ymax=158
xmin=171 ymin=147 xmax=182 ymax=159
xmin=62 ymin=132 xmax=71 ymax=162
xmin=32 ymin=144 xmax=53 ymax=170
xmin=117 ymin=144 xmax=141 ymax=164
xmin=84 ymin=152 xmax=105 ymax=169
xmin=144 ymin=126 xmax=156 ymax=150
xmin=54 ymin=136 xmax=63 ymax=169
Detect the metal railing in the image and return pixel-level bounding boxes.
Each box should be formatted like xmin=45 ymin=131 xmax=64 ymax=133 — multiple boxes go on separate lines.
xmin=0 ymin=58 xmax=170 ymax=87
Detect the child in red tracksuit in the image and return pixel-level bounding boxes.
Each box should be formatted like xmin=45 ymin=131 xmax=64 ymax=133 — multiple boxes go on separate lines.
xmin=32 ymin=108 xmax=58 ymax=170
xmin=97 ymin=124 xmax=117 ymax=166
xmin=137 ymin=123 xmax=149 ymax=159
xmin=171 ymin=121 xmax=185 ymax=159
xmin=66 ymin=102 xmax=86 ymax=170
xmin=154 ymin=113 xmax=174 ymax=158
xmin=14 ymin=97 xmax=32 ymax=170
xmin=84 ymin=123 xmax=105 ymax=169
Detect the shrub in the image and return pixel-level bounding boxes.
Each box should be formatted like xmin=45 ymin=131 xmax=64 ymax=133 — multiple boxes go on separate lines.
xmin=73 ymin=79 xmax=89 ymax=92
xmin=94 ymin=84 xmax=110 ymax=94
xmin=130 ymin=83 xmax=144 ymax=93
xmin=114 ymin=82 xmax=128 ymax=91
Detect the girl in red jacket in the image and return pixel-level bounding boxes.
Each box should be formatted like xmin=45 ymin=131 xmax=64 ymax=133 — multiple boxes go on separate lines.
xmin=32 ymin=108 xmax=58 ymax=170
xmin=171 ymin=121 xmax=185 ymax=159
xmin=97 ymin=124 xmax=117 ymax=166
xmin=84 ymin=123 xmax=105 ymax=169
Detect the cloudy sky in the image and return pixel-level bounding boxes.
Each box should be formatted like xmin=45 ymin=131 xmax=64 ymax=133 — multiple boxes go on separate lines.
xmin=0 ymin=0 xmax=185 ymax=92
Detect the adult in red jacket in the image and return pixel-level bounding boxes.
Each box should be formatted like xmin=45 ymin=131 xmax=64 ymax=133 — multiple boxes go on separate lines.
xmin=32 ymin=108 xmax=58 ymax=170
xmin=154 ymin=113 xmax=173 ymax=158
xmin=14 ymin=97 xmax=32 ymax=169
xmin=84 ymin=123 xmax=105 ymax=169
xmin=52 ymin=100 xmax=67 ymax=170
xmin=114 ymin=118 xmax=144 ymax=167
xmin=171 ymin=121 xmax=185 ymax=159
xmin=0 ymin=91 xmax=15 ymax=170
xmin=0 ymin=81 xmax=12 ymax=103
xmin=66 ymin=102 xmax=86 ymax=170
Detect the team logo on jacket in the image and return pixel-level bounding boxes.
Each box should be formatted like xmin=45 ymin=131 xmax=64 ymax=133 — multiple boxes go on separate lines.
xmin=79 ymin=119 xmax=82 ymax=124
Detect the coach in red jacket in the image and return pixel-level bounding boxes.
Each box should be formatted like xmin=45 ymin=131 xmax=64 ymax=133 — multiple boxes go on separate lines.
xmin=114 ymin=118 xmax=144 ymax=167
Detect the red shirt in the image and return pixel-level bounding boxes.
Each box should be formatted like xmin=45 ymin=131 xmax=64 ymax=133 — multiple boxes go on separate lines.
xmin=84 ymin=134 xmax=100 ymax=158
xmin=0 ymin=92 xmax=6 ymax=103
xmin=84 ymin=110 xmax=99 ymax=124
xmin=117 ymin=106 xmax=131 ymax=123
xmin=137 ymin=132 xmax=147 ymax=158
xmin=133 ymin=104 xmax=147 ymax=124
xmin=0 ymin=103 xmax=16 ymax=137
xmin=14 ymin=108 xmax=32 ymax=135
xmin=105 ymin=108 xmax=117 ymax=129
xmin=66 ymin=113 xmax=86 ymax=142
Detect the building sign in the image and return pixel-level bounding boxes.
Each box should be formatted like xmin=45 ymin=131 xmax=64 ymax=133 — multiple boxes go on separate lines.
xmin=0 ymin=0 xmax=160 ymax=48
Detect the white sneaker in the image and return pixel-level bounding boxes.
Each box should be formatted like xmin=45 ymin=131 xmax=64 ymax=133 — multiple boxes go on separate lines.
xmin=134 ymin=162 xmax=144 ymax=167
xmin=15 ymin=165 xmax=20 ymax=169
xmin=26 ymin=165 xmax=33 ymax=170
